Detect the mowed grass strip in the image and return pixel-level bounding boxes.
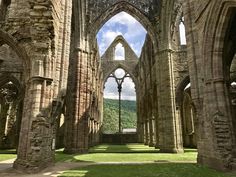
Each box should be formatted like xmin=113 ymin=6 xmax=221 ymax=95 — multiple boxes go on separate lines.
xmin=56 ymin=144 xmax=197 ymax=163
xmin=0 ymin=149 xmax=16 ymax=161
xmin=59 ymin=163 xmax=233 ymax=177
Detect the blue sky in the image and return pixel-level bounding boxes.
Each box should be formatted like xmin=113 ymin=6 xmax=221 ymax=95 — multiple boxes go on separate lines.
xmin=97 ymin=12 xmax=147 ymax=101
xmin=97 ymin=12 xmax=147 ymax=57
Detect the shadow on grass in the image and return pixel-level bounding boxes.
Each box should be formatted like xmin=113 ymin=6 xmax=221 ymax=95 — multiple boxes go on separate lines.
xmin=89 ymin=144 xmax=159 ymax=153
xmin=59 ymin=163 xmax=233 ymax=177
xmin=0 ymin=149 xmax=16 ymax=154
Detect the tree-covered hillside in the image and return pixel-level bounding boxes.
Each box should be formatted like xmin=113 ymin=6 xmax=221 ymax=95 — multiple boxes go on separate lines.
xmin=102 ymin=99 xmax=137 ymax=134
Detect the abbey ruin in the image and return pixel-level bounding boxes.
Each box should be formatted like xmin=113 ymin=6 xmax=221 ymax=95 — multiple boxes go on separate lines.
xmin=0 ymin=0 xmax=235 ymax=173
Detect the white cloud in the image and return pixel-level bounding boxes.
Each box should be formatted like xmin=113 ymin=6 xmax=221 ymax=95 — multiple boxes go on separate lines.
xmin=97 ymin=12 xmax=147 ymax=56
xmin=106 ymin=12 xmax=137 ymax=26
xmin=104 ymin=76 xmax=136 ymax=101
xmin=99 ymin=30 xmax=122 ymax=56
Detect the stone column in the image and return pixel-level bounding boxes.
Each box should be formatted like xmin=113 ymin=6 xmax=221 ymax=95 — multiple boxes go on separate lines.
xmin=14 ymin=77 xmax=55 ymax=172
xmin=64 ymin=48 xmax=91 ymax=153
xmin=157 ymin=49 xmax=183 ymax=153
xmin=0 ymin=102 xmax=9 ymax=148
xmin=148 ymin=93 xmax=154 ymax=147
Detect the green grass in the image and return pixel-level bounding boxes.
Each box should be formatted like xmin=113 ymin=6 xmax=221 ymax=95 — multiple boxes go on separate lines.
xmin=89 ymin=144 xmax=159 ymax=153
xmin=56 ymin=144 xmax=197 ymax=163
xmin=0 ymin=149 xmax=16 ymax=161
xmin=59 ymin=163 xmax=234 ymax=177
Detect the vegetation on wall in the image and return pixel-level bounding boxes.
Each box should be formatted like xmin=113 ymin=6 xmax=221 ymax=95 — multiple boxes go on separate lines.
xmin=102 ymin=99 xmax=137 ymax=134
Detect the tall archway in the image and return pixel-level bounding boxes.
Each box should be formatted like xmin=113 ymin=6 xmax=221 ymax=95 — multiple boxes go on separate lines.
xmin=102 ymin=67 xmax=137 ymax=143
xmin=176 ymin=76 xmax=197 ymax=148
xmin=89 ymin=1 xmax=158 ymax=52
xmin=0 ymin=30 xmax=29 ymax=164
xmin=0 ymin=75 xmax=23 ymax=150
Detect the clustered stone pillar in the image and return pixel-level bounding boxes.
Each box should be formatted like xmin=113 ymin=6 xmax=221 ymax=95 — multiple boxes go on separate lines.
xmin=136 ymin=34 xmax=183 ymax=153
xmin=64 ymin=43 xmax=103 ymax=153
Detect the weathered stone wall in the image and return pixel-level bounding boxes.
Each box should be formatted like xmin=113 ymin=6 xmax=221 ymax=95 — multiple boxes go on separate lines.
xmin=184 ymin=0 xmax=236 ymax=170
xmin=101 ymin=35 xmax=138 ymax=84
xmin=0 ymin=0 xmax=73 ymax=172
xmin=137 ymin=27 xmax=188 ymax=152
xmin=88 ymin=0 xmax=157 ymax=23
xmin=64 ymin=0 xmax=103 ymax=153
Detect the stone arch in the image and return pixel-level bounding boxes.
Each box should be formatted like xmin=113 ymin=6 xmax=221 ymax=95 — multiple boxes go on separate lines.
xmin=103 ymin=64 xmax=137 ymax=88
xmin=171 ymin=4 xmax=185 ymax=47
xmin=175 ymin=75 xmax=190 ymax=107
xmin=88 ymin=1 xmax=158 ymax=52
xmin=101 ymin=35 xmax=138 ymax=61
xmin=0 ymin=73 xmax=24 ymax=149
xmin=0 ymin=74 xmax=23 ymax=96
xmin=201 ymin=1 xmax=236 ymax=168
xmin=203 ymin=1 xmax=236 ymax=80
xmin=0 ymin=29 xmax=30 ymax=80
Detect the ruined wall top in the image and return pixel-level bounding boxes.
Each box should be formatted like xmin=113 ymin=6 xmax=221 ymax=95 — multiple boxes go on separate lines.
xmin=101 ymin=35 xmax=139 ymax=84
xmin=88 ymin=0 xmax=158 ymax=23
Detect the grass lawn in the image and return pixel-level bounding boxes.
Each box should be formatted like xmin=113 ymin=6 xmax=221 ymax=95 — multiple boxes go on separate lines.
xmin=59 ymin=163 xmax=234 ymax=177
xmin=56 ymin=144 xmax=197 ymax=163
xmin=0 ymin=149 xmax=16 ymax=161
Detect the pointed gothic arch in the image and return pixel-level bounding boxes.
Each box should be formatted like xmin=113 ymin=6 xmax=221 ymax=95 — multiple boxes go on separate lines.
xmin=103 ymin=65 xmax=137 ymax=89
xmin=0 ymin=29 xmax=30 ymax=80
xmin=88 ymin=1 xmax=158 ymax=52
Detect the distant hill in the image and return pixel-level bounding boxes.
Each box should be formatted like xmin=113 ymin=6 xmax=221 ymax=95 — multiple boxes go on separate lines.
xmin=102 ymin=99 xmax=137 ymax=134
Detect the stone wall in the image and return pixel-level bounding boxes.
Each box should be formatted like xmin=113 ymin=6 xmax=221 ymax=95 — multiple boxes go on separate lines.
xmin=184 ymin=0 xmax=236 ymax=171
xmin=101 ymin=35 xmax=139 ymax=84
xmin=0 ymin=0 xmax=73 ymax=172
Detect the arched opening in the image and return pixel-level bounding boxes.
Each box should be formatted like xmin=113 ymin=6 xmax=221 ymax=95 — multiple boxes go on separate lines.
xmin=96 ymin=11 xmax=147 ymax=57
xmin=223 ymin=8 xmax=236 ymax=155
xmin=114 ymin=43 xmax=125 ymax=60
xmin=0 ymin=43 xmax=25 ymax=151
xmin=96 ymin=8 xmax=148 ymax=144
xmin=102 ymin=68 xmax=137 ymax=142
xmin=182 ymin=83 xmax=196 ymax=148
xmin=0 ymin=79 xmax=23 ymax=150
xmin=179 ymin=16 xmax=187 ymax=45
xmin=0 ymin=31 xmax=29 ymax=162
xmin=176 ymin=76 xmax=197 ymax=148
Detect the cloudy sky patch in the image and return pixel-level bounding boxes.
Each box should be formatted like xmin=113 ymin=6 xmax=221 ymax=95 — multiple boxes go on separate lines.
xmin=97 ymin=12 xmax=147 ymax=57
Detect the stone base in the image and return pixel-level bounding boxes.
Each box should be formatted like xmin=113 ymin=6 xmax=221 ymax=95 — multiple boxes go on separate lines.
xmin=159 ymin=147 xmax=184 ymax=153
xmin=149 ymin=142 xmax=155 ymax=147
xmin=13 ymin=158 xmax=54 ymax=173
xmin=197 ymin=155 xmax=231 ymax=171
xmin=231 ymin=161 xmax=236 ymax=171
xmin=64 ymin=148 xmax=88 ymax=154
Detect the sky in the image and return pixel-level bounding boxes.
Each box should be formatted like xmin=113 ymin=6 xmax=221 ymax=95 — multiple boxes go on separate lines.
xmin=97 ymin=12 xmax=187 ymax=101
xmin=97 ymin=12 xmax=147 ymax=57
